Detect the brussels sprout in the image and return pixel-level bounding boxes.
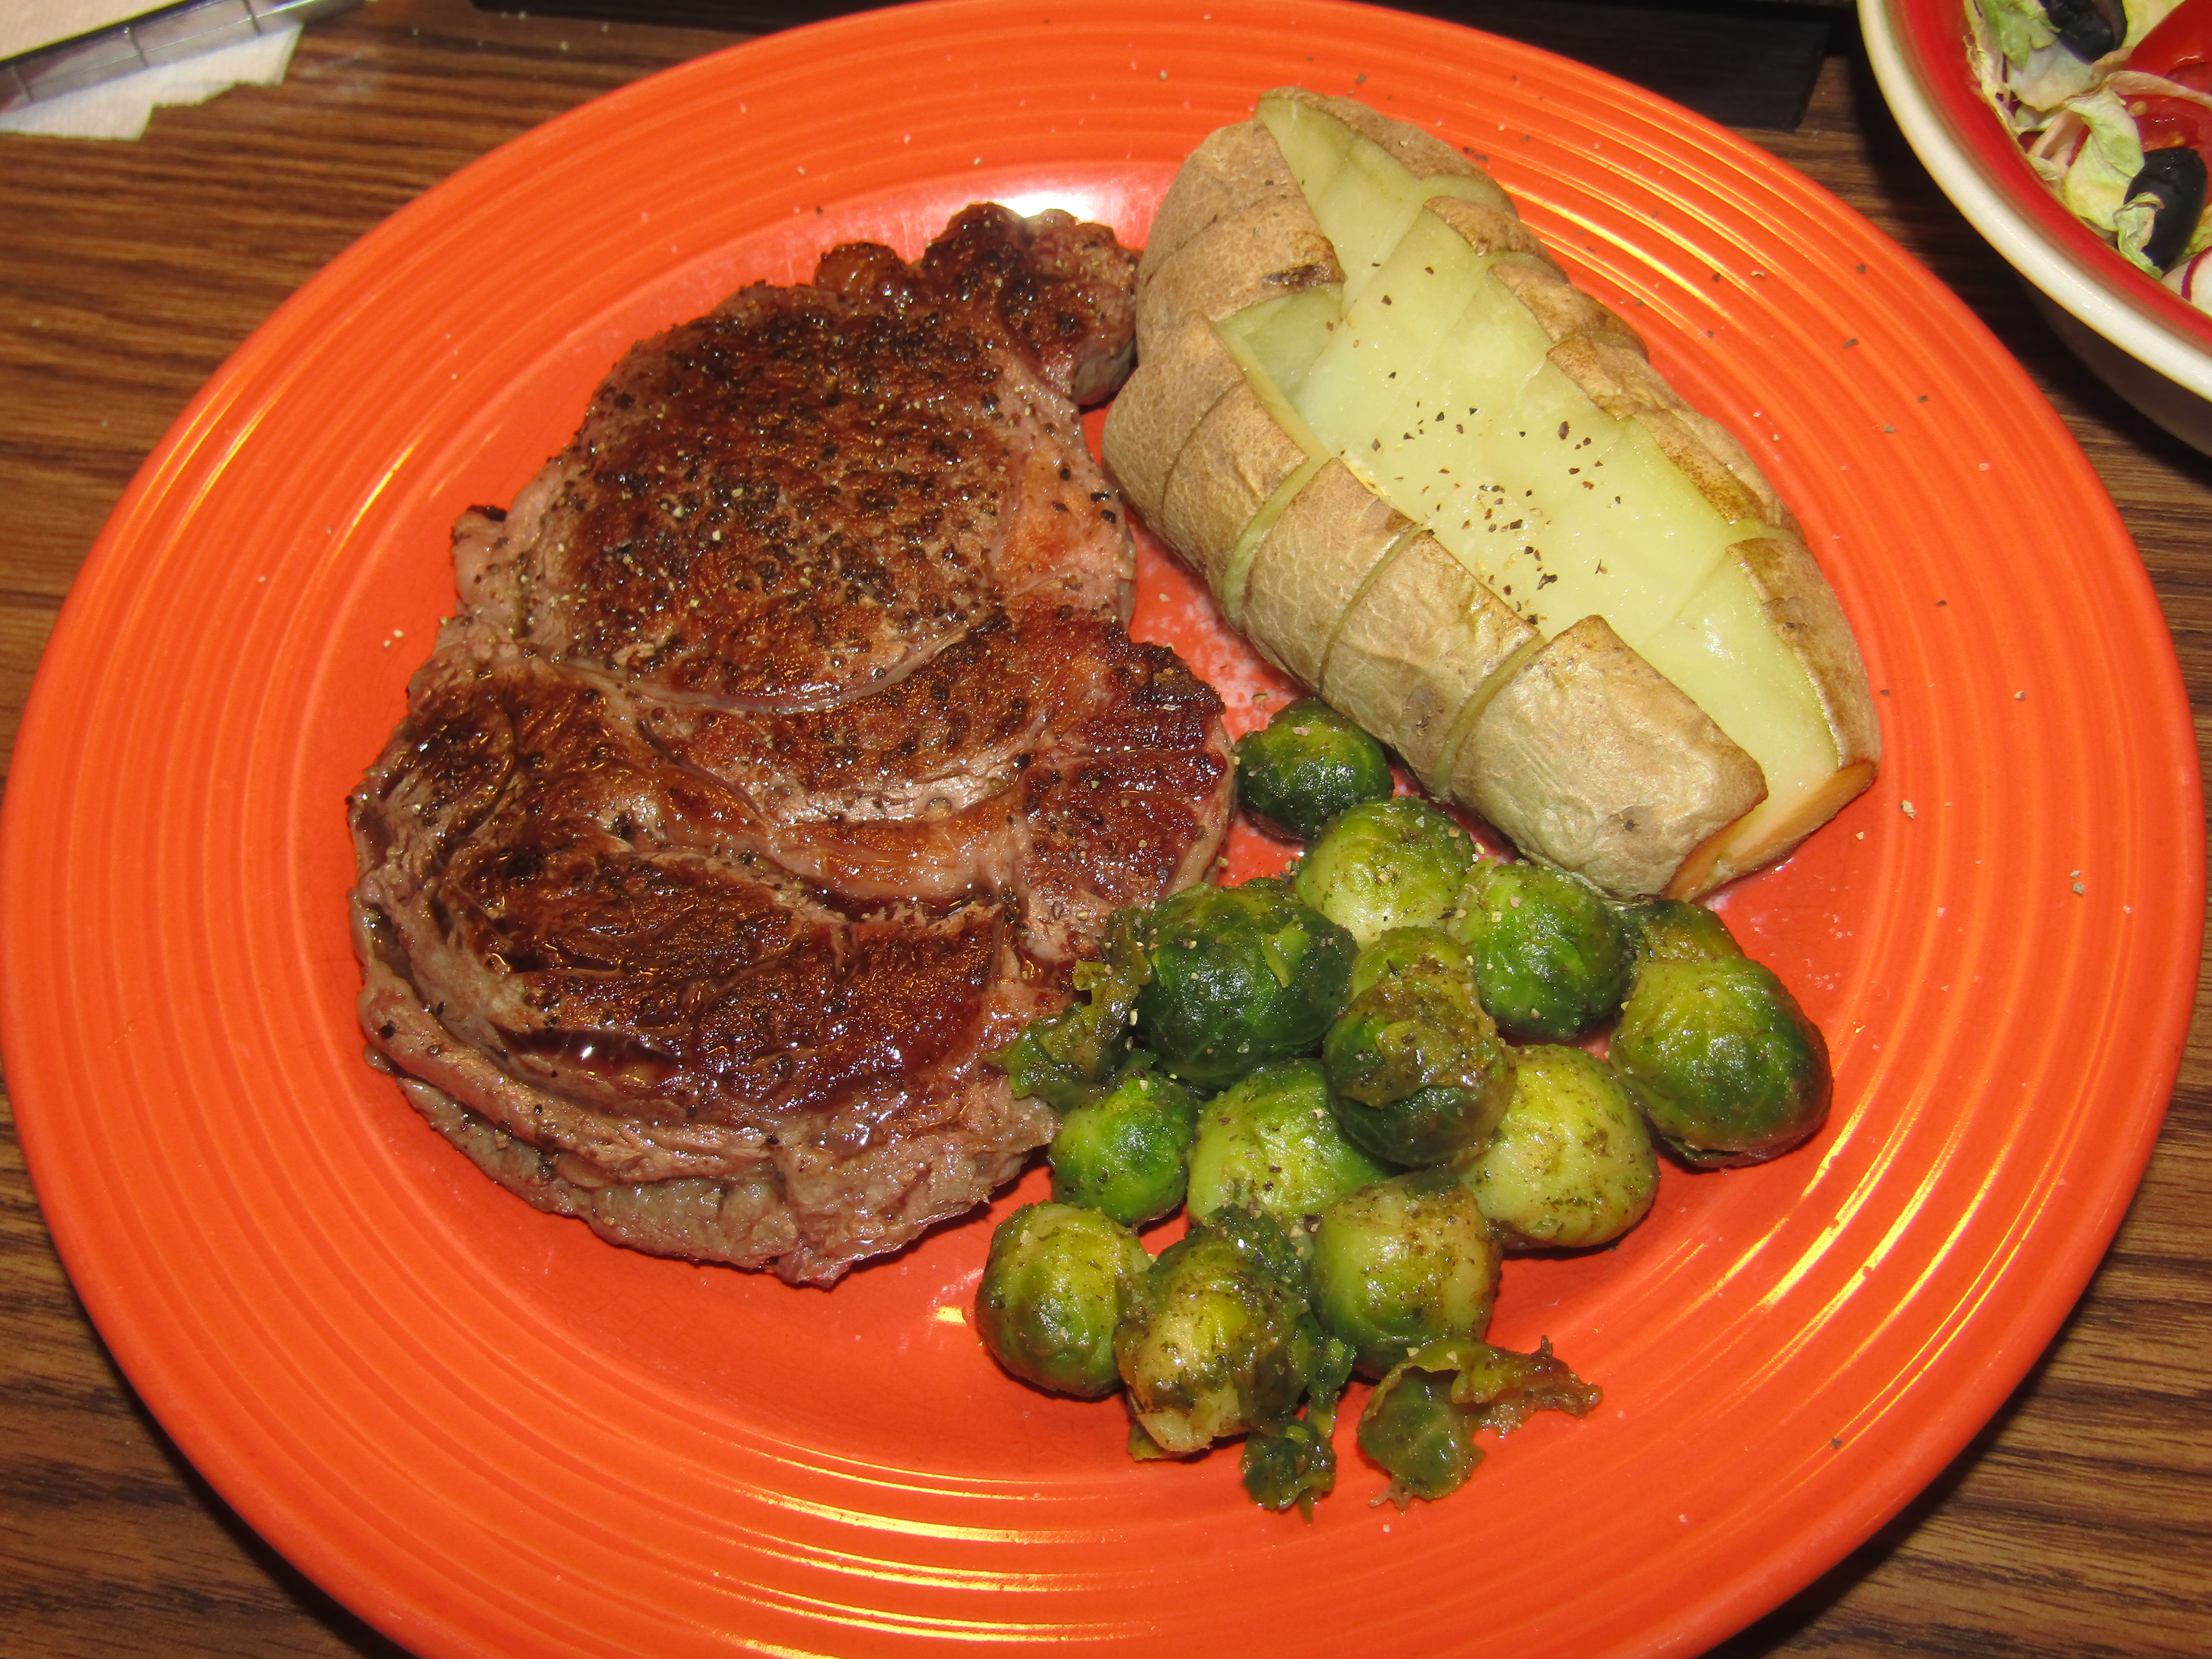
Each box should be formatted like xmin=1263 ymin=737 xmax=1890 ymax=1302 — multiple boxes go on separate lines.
xmin=1234 ymin=697 xmax=1395 ymax=841
xmin=1114 ymin=1209 xmax=1328 ymax=1455
xmin=1349 ymin=924 xmax=1473 ymax=999
xmin=1321 ymin=967 xmax=1516 ymax=1168
xmin=1291 ymin=797 xmax=1477 ymax=946
xmin=991 ymin=908 xmax=1151 ymax=1108
xmin=973 ymin=1203 xmax=1152 ymax=1398
xmin=1308 ymin=1167 xmax=1502 ymax=1377
xmin=1460 ymin=1045 xmax=1658 ymax=1250
xmin=1132 ymin=879 xmax=1356 ymax=1089
xmin=1610 ymin=956 xmax=1832 ymax=1167
xmin=1449 ymin=860 xmax=1632 ymax=1042
xmin=1614 ymin=897 xmax=1743 ymax=969
xmin=1050 ymin=1067 xmax=1201 ymax=1227
xmin=1358 ymin=1336 xmax=1602 ymax=1504
xmin=1185 ymin=1058 xmax=1391 ymax=1237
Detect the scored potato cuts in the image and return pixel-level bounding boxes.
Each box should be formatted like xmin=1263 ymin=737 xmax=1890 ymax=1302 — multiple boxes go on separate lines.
xmin=1105 ymin=89 xmax=1879 ymax=898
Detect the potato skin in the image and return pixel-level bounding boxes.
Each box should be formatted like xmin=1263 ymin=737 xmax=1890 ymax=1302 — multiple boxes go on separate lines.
xmin=1108 ymin=90 xmax=1878 ymax=897
xmin=1458 ymin=615 xmax=1767 ymax=901
xmin=1140 ymin=118 xmax=1310 ymax=282
xmin=1237 ymin=457 xmax=1408 ymax=686
xmin=1103 ymin=319 xmax=1248 ymax=521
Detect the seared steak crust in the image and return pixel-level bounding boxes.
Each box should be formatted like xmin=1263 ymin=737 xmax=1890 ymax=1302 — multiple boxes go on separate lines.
xmin=350 ymin=206 xmax=1229 ymax=1285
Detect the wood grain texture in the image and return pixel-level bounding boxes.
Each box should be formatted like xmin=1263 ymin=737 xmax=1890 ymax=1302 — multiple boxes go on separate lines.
xmin=0 ymin=7 xmax=2204 ymax=1656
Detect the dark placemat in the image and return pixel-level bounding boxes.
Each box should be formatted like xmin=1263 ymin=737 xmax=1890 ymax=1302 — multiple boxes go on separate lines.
xmin=469 ymin=0 xmax=1840 ymax=130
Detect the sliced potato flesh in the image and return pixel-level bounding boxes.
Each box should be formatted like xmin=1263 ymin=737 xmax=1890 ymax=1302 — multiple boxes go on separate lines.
xmin=1267 ymin=99 xmax=1862 ymax=889
xmin=1257 ymin=88 xmax=1509 ymax=304
xmin=1215 ymin=281 xmax=1342 ymax=402
xmin=1108 ymin=90 xmax=1877 ymax=895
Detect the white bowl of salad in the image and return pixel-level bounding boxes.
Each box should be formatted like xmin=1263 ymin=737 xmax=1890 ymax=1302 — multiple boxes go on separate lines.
xmin=1864 ymin=0 xmax=2212 ymax=451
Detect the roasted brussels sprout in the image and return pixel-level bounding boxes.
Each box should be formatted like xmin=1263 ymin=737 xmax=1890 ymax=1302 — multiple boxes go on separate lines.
xmin=1349 ymin=924 xmax=1473 ymax=999
xmin=973 ymin=1203 xmax=1152 ymax=1398
xmin=1114 ymin=1209 xmax=1329 ymax=1455
xmin=991 ymin=908 xmax=1151 ymax=1108
xmin=1185 ymin=1058 xmax=1391 ymax=1236
xmin=1449 ymin=859 xmax=1632 ymax=1042
xmin=1308 ymin=1167 xmax=1501 ymax=1377
xmin=1614 ymin=896 xmax=1743 ymax=970
xmin=1050 ymin=1067 xmax=1201 ymax=1227
xmin=1131 ymin=879 xmax=1356 ymax=1089
xmin=1610 ymin=957 xmax=1832 ymax=1167
xmin=1461 ymin=1045 xmax=1658 ymax=1250
xmin=1358 ymin=1336 xmax=1602 ymax=1504
xmin=1291 ymin=797 xmax=1476 ymax=946
xmin=1233 ymin=696 xmax=1394 ymax=841
xmin=1321 ymin=966 xmax=1516 ymax=1168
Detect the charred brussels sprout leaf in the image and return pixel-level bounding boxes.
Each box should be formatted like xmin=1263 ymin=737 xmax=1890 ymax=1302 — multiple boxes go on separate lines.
xmin=1358 ymin=1337 xmax=1603 ymax=1504
xmin=1114 ymin=1209 xmax=1328 ymax=1455
xmin=1461 ymin=1045 xmax=1658 ymax=1250
xmin=1611 ymin=957 xmax=1832 ymax=1167
xmin=1234 ymin=697 xmax=1395 ymax=841
xmin=1613 ymin=897 xmax=1743 ymax=970
xmin=1321 ymin=966 xmax=1516 ymax=1167
xmin=1185 ymin=1058 xmax=1392 ymax=1237
xmin=1309 ymin=1167 xmax=1502 ymax=1377
xmin=1241 ymin=1333 xmax=1356 ymax=1519
xmin=990 ymin=908 xmax=1151 ymax=1108
xmin=1450 ymin=860 xmax=1632 ymax=1042
xmin=1291 ymin=797 xmax=1477 ymax=946
xmin=1132 ymin=879 xmax=1357 ymax=1089
xmin=973 ymin=1203 xmax=1152 ymax=1398
xmin=1050 ymin=1068 xmax=1201 ymax=1227
xmin=1240 ymin=1415 xmax=1337 ymax=1517
xmin=1357 ymin=1362 xmax=1469 ymax=1501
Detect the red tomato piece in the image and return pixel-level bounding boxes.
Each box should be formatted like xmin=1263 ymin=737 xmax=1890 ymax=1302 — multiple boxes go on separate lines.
xmin=2129 ymin=91 xmax=2212 ymax=152
xmin=2131 ymin=0 xmax=2212 ymax=91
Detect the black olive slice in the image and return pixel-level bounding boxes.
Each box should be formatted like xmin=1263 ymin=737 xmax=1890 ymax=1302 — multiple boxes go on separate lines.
xmin=2044 ymin=0 xmax=2126 ymax=61
xmin=2128 ymin=146 xmax=2209 ymax=272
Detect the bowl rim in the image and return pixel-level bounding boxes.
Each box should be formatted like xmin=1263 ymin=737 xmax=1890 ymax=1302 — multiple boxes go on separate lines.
xmin=1861 ymin=0 xmax=2212 ymax=401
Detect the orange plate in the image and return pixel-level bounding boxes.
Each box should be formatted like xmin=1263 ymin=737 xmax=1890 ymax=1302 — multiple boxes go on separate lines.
xmin=0 ymin=3 xmax=2199 ymax=1655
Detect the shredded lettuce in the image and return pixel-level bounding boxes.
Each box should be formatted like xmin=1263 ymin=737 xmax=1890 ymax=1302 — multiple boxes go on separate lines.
xmin=2115 ymin=193 xmax=2163 ymax=267
xmin=1976 ymin=0 xmax=2058 ymax=67
xmin=1972 ymin=0 xmax=2191 ymax=123
xmin=1969 ymin=0 xmax=2211 ymax=273
xmin=2058 ymin=85 xmax=2151 ymax=238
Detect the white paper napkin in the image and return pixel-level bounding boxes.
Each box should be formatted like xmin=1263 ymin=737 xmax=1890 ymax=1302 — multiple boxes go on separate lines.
xmin=0 ymin=21 xmax=298 ymax=140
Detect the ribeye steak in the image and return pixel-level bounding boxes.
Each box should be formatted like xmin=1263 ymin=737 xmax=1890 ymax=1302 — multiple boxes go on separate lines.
xmin=349 ymin=205 xmax=1233 ymax=1285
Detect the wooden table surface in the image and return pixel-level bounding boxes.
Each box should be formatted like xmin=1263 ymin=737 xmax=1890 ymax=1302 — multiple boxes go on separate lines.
xmin=1 ymin=3 xmax=2205 ymax=1655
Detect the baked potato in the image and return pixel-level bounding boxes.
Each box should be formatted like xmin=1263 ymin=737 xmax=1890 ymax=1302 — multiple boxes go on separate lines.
xmin=1104 ymin=89 xmax=1878 ymax=898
